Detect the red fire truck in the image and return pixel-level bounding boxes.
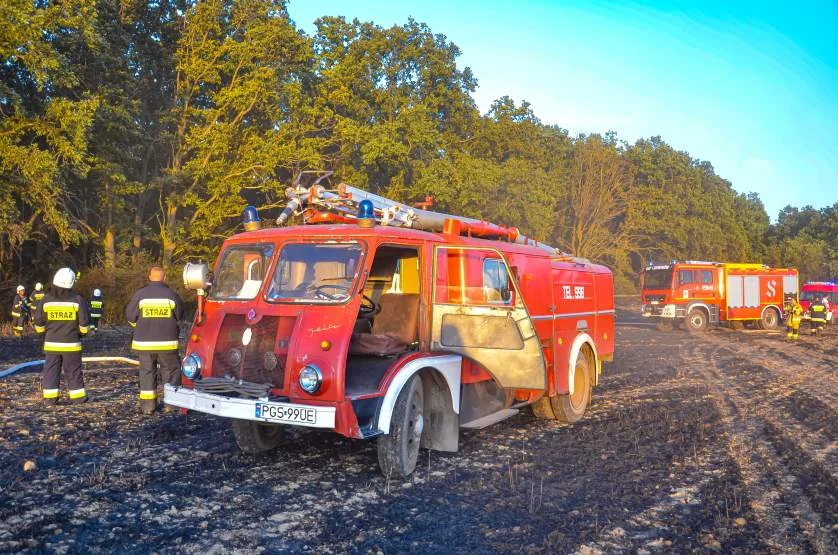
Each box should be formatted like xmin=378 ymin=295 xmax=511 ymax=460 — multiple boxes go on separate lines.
xmin=641 ymin=261 xmax=799 ymax=331
xmin=164 ymin=181 xmax=615 ymax=477
xmin=800 ymin=281 xmax=838 ymax=324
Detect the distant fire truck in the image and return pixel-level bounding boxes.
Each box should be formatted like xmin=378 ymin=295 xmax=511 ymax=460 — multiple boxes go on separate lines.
xmin=641 ymin=261 xmax=799 ymax=331
xmin=164 ymin=178 xmax=615 ymax=477
xmin=800 ymin=282 xmax=837 ymax=324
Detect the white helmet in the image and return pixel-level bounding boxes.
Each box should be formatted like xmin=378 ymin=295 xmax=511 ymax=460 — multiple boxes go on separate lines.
xmin=53 ymin=267 xmax=76 ymax=289
xmin=16 ymin=285 xmax=24 ymax=292
xmin=93 ymin=288 xmax=102 ymax=297
xmin=35 ymin=282 xmax=43 ymax=291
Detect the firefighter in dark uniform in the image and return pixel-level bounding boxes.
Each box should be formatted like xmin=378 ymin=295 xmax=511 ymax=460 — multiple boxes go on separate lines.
xmin=809 ymin=297 xmax=827 ymax=335
xmin=33 ymin=268 xmax=90 ymax=404
xmin=89 ymin=288 xmax=104 ymax=330
xmin=30 ymin=282 xmax=45 ymax=306
xmin=125 ymin=266 xmax=184 ymax=414
xmin=784 ymin=295 xmax=803 ymax=341
xmin=11 ymin=285 xmax=30 ymax=337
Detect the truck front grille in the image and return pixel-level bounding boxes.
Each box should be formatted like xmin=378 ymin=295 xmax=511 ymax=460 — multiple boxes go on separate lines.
xmin=212 ymin=315 xmax=290 ymax=388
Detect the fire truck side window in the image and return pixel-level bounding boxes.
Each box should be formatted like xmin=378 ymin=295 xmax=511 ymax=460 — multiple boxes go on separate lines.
xmin=678 ymin=270 xmax=697 ymax=285
xmin=435 ymin=248 xmax=514 ymax=306
xmin=701 ymin=270 xmax=714 ymax=284
xmin=483 ymin=258 xmax=512 ymax=304
xmin=210 ymin=244 xmax=274 ymax=300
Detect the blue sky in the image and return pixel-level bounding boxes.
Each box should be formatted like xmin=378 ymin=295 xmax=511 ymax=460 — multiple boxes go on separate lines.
xmin=288 ymin=0 xmax=838 ymax=220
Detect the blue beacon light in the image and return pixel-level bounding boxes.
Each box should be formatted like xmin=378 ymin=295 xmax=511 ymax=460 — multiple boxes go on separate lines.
xmin=357 ymin=199 xmax=375 ymax=228
xmin=242 ymin=205 xmax=261 ymax=231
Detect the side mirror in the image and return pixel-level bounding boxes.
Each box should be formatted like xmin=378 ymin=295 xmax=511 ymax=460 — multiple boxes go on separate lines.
xmin=183 ymin=262 xmax=210 ymax=291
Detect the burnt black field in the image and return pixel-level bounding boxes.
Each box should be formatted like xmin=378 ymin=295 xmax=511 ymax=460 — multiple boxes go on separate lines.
xmin=1 ymin=310 xmax=836 ymax=553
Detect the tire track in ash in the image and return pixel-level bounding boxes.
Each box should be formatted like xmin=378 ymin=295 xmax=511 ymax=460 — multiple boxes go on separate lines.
xmin=702 ymin=331 xmax=838 ymax=413
xmin=694 ymin=338 xmax=838 ymax=477
xmin=716 ymin=326 xmax=838 ymax=391
xmin=685 ymin=337 xmax=835 ymax=553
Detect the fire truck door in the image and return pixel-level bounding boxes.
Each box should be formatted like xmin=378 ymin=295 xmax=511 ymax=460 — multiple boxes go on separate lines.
xmin=430 ymin=247 xmax=547 ymax=390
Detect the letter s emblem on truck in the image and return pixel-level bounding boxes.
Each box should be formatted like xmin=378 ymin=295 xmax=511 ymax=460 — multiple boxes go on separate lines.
xmin=767 ymin=280 xmax=776 ymax=297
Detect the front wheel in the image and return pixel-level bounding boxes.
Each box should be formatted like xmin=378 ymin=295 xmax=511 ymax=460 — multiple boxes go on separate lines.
xmin=378 ymin=374 xmax=424 ymax=478
xmin=686 ymin=309 xmax=708 ymax=332
xmin=552 ymin=352 xmax=592 ymax=423
xmin=232 ymin=420 xmax=284 ymax=454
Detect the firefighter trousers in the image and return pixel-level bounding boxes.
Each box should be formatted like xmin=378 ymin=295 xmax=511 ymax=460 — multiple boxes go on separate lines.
xmin=138 ymin=351 xmax=181 ymax=413
xmin=90 ymin=315 xmax=101 ymax=329
xmin=13 ymin=313 xmax=27 ymax=336
xmin=810 ymin=318 xmax=825 ymax=334
xmin=42 ymin=352 xmax=86 ymax=402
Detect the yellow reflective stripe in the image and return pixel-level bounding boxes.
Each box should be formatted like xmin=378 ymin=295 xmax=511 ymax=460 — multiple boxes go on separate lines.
xmin=132 ymin=340 xmax=179 ymax=350
xmin=43 ymin=389 xmax=59 ymax=399
xmin=11 ymin=311 xmax=21 ymax=317
xmin=43 ymin=301 xmax=80 ymax=309
xmin=68 ymin=388 xmax=86 ymax=399
xmin=34 ymin=325 xmax=46 ymax=333
xmin=90 ymin=301 xmax=103 ymax=308
xmin=13 ymin=326 xmax=24 ymax=331
xmin=79 ymin=326 xmax=90 ymax=333
xmin=44 ymin=341 xmax=82 ymax=352
xmin=129 ymin=321 xmax=137 ymax=328
xmin=139 ymin=390 xmax=157 ymax=400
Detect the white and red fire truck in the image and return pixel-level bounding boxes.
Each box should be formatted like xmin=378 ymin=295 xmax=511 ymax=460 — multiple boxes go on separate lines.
xmin=641 ymin=261 xmax=799 ymax=331
xmin=163 ymin=179 xmax=616 ymax=477
xmin=800 ymin=281 xmax=838 ymax=324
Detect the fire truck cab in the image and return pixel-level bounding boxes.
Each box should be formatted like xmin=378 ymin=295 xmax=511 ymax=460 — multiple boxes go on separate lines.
xmin=800 ymin=282 xmax=838 ymax=323
xmin=164 ymin=187 xmax=615 ymax=477
xmin=641 ymin=261 xmax=799 ymax=331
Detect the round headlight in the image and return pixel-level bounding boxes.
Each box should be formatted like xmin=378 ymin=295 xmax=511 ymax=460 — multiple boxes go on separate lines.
xmin=298 ymin=364 xmax=322 ymax=394
xmin=182 ymin=353 xmax=202 ymax=380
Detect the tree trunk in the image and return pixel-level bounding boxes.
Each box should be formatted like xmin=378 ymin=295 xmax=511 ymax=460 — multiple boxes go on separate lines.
xmin=161 ymin=198 xmax=178 ymax=267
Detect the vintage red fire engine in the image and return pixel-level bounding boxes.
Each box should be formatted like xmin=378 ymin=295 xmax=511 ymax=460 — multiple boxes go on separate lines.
xmin=164 ymin=181 xmax=615 ymax=476
xmin=641 ymin=261 xmax=799 ymax=331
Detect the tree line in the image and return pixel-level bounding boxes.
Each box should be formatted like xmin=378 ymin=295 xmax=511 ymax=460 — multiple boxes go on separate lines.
xmin=2 ymin=0 xmax=835 ymax=309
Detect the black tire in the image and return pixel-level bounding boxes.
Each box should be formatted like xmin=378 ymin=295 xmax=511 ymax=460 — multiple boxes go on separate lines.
xmin=760 ymin=308 xmax=780 ymax=330
xmin=685 ymin=308 xmax=708 ymax=332
xmin=231 ymin=420 xmax=284 ymax=454
xmin=378 ymin=374 xmax=424 ymax=478
xmin=552 ymin=352 xmax=592 ymax=424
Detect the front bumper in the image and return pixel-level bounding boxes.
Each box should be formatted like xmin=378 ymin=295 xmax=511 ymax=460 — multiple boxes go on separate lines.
xmin=641 ymin=303 xmax=678 ymax=319
xmin=163 ymin=384 xmax=336 ymax=429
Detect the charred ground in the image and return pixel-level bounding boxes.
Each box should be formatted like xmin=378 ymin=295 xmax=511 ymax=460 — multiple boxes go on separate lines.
xmin=0 ymin=311 xmax=836 ymax=554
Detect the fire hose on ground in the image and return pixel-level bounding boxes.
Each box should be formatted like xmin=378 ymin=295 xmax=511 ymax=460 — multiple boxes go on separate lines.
xmin=0 ymin=356 xmax=139 ymax=379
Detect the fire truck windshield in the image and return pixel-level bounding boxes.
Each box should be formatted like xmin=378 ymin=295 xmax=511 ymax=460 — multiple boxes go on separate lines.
xmin=209 ymin=244 xmax=274 ymax=300
xmin=267 ymin=242 xmax=363 ymax=303
xmin=643 ymin=268 xmax=673 ymax=290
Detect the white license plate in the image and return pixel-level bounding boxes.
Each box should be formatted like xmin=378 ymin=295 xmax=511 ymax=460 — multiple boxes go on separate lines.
xmin=255 ymin=402 xmax=317 ymax=424
xmin=650 ymin=301 xmax=659 ymax=305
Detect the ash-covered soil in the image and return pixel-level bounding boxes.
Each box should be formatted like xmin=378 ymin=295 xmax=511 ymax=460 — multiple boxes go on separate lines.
xmin=1 ymin=315 xmax=836 ymax=554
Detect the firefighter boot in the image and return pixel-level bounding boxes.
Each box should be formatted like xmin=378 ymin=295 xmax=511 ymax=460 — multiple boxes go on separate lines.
xmin=140 ymin=399 xmax=157 ymax=415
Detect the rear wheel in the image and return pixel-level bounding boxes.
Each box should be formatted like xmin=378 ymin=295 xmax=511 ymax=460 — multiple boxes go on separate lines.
xmin=686 ymin=309 xmax=708 ymax=332
xmin=552 ymin=352 xmax=592 ymax=423
xmin=378 ymin=374 xmax=424 ymax=477
xmin=759 ymin=308 xmax=780 ymax=330
xmin=232 ymin=420 xmax=284 ymax=454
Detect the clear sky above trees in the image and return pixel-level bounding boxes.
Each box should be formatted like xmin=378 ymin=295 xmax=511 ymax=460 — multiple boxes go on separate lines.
xmin=289 ymin=0 xmax=838 ymax=220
